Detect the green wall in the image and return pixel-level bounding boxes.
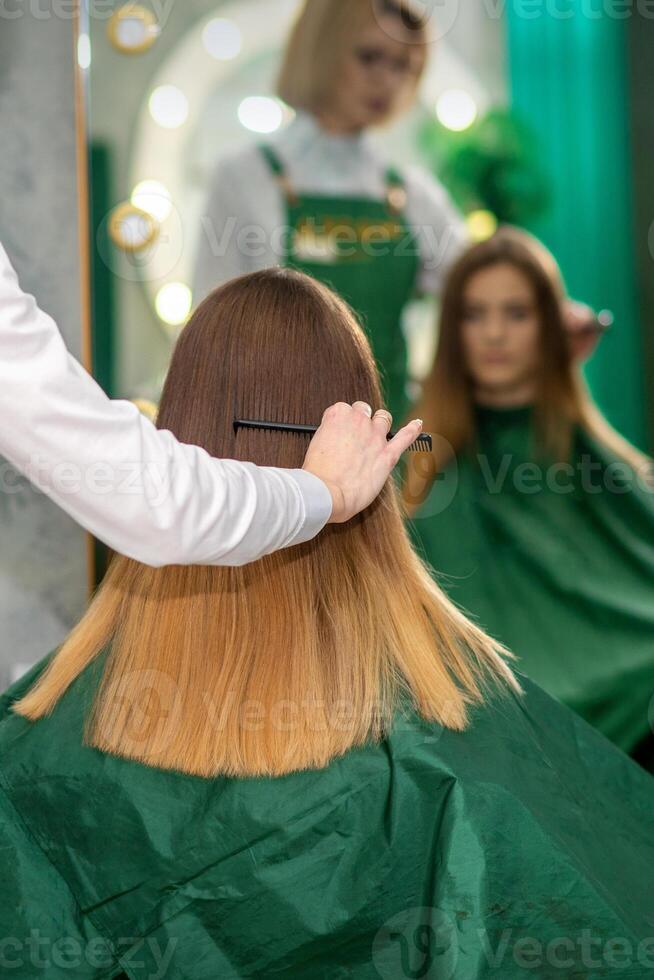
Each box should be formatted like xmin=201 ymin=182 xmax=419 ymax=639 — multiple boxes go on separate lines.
xmin=506 ymin=8 xmax=648 ymax=449
xmin=627 ymin=14 xmax=654 ymax=451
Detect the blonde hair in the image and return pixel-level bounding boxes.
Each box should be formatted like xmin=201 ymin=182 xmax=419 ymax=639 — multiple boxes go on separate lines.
xmin=277 ymin=0 xmax=429 ymax=120
xmin=14 ymin=269 xmax=518 ymax=779
xmin=403 ymin=226 xmax=653 ymax=512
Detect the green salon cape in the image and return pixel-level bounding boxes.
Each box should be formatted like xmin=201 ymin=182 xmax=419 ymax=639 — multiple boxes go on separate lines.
xmin=409 ymin=404 xmax=654 ymax=759
xmin=0 ymin=648 xmax=653 ymax=979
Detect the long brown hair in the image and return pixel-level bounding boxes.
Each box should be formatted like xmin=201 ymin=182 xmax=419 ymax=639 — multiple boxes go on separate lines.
xmin=404 ymin=226 xmax=652 ymax=511
xmin=14 ymin=269 xmax=517 ymax=778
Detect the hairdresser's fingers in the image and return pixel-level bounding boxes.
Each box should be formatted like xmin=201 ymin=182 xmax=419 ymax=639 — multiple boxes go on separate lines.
xmin=564 ymin=299 xmax=603 ymax=363
xmin=372 ymin=409 xmax=393 ymax=438
xmin=564 ymin=299 xmax=597 ymax=334
xmin=352 ymin=401 xmax=373 ymax=418
xmin=384 ymin=419 xmax=424 ymax=468
xmin=303 ymin=403 xmax=422 ymax=524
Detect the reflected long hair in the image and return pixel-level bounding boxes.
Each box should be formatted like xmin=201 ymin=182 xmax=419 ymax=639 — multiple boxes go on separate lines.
xmin=13 ymin=269 xmax=518 ymax=778
xmin=404 ymin=226 xmax=652 ymax=512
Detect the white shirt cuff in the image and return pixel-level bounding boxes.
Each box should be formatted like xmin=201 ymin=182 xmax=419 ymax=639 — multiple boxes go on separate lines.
xmin=285 ymin=468 xmax=333 ymax=544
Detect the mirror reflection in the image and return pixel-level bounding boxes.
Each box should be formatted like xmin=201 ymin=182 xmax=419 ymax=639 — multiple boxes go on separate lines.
xmin=86 ymin=0 xmax=505 ymax=413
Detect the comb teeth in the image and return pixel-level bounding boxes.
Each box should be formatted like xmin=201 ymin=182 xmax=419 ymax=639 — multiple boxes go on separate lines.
xmin=407 ymin=433 xmax=432 ymax=453
xmin=233 ymin=419 xmax=432 ymax=453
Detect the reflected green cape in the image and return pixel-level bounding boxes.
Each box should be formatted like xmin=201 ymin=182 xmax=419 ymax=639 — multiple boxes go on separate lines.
xmin=0 ymin=649 xmax=653 ymax=979
xmin=409 ymin=405 xmax=654 ymax=756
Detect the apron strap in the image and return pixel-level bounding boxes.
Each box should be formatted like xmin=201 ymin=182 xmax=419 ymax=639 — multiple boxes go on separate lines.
xmin=260 ymin=144 xmax=408 ymax=214
xmin=385 ymin=166 xmax=408 ymax=215
xmin=259 ymin=144 xmax=299 ymax=206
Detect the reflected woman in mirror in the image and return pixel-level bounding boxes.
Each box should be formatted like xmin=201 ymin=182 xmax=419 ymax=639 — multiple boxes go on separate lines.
xmin=1 ymin=267 xmax=653 ymax=978
xmin=404 ymin=226 xmax=654 ymax=771
xmin=194 ymin=0 xmax=468 ymax=423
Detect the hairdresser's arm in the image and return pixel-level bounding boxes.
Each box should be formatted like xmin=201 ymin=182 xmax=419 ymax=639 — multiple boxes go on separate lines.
xmin=0 ymin=242 xmax=334 ymax=567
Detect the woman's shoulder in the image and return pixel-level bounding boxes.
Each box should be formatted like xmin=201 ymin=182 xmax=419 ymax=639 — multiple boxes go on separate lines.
xmin=400 ymin=162 xmax=465 ymax=223
xmin=205 ymin=141 xmax=273 ymax=193
xmin=575 ymin=423 xmax=654 ymax=514
xmin=394 ymin=672 xmax=653 ymax=811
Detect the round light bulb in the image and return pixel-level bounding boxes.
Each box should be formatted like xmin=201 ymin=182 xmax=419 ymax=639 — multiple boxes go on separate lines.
xmin=436 ymin=89 xmax=478 ymax=132
xmin=202 ymin=18 xmax=242 ymax=61
xmin=131 ymin=180 xmax=173 ymax=223
xmin=466 ymin=209 xmax=498 ymax=242
xmin=155 ymin=283 xmax=193 ymax=326
xmin=237 ymin=96 xmax=284 ymax=134
xmin=149 ymin=85 xmax=189 ymax=130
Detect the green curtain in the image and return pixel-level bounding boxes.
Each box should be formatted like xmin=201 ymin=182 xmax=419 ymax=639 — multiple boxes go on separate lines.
xmin=506 ymin=8 xmax=647 ymax=449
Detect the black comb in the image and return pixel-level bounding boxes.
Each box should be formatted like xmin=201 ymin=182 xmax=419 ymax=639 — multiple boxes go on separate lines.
xmin=233 ymin=418 xmax=432 ymax=453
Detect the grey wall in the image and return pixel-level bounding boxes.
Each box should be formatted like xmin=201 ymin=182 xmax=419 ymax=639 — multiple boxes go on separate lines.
xmin=0 ymin=6 xmax=88 ymax=687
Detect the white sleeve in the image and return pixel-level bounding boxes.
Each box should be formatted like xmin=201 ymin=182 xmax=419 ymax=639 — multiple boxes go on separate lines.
xmin=0 ymin=243 xmax=333 ymax=568
xmin=403 ymin=165 xmax=470 ymax=296
xmin=192 ymin=150 xmax=282 ymax=304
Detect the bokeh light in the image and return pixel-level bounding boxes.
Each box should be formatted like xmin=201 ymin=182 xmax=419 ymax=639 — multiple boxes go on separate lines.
xmin=202 ymin=18 xmax=242 ymax=60
xmin=436 ymin=89 xmax=478 ymax=132
xmin=466 ymin=209 xmax=498 ymax=241
xmin=78 ymin=33 xmax=91 ymax=70
xmin=149 ymin=85 xmax=189 ymax=130
xmin=238 ymin=96 xmax=284 ymax=134
xmin=155 ymin=283 xmax=193 ymax=326
xmin=131 ymin=180 xmax=173 ymax=223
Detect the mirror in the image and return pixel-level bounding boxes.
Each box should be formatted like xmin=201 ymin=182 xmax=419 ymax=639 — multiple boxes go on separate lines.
xmin=85 ymin=0 xmax=506 ymax=407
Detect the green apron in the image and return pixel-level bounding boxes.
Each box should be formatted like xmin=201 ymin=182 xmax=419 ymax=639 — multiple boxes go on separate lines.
xmin=261 ymin=145 xmax=420 ymax=424
xmin=409 ymin=404 xmax=654 ymax=760
xmin=1 ymin=649 xmax=653 ymax=978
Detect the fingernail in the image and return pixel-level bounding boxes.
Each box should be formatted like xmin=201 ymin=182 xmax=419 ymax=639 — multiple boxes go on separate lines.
xmin=414 ymin=419 xmax=423 ymax=426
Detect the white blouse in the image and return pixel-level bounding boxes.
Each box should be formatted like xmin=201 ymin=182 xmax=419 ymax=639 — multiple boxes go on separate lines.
xmin=0 ymin=243 xmax=333 ymax=568
xmin=193 ymin=110 xmax=468 ymax=303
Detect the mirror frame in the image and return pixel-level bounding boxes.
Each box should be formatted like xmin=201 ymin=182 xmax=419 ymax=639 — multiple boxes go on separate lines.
xmin=74 ymin=1 xmax=101 ymax=594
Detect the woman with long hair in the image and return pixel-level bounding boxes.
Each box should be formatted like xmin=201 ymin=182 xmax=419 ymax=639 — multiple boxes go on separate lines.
xmin=405 ymin=226 xmax=654 ymax=769
xmin=1 ymin=268 xmax=652 ymax=978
